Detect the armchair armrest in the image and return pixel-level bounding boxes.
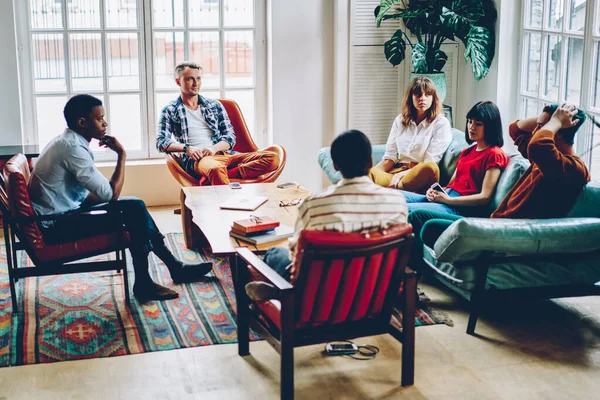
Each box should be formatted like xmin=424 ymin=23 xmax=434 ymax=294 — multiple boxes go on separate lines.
xmin=6 ymin=209 xmax=118 ymax=225
xmin=235 ymin=247 xmax=293 ymax=291
xmin=433 ymin=217 xmax=600 ymax=263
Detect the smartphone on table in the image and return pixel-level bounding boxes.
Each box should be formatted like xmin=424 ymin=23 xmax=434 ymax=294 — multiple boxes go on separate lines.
xmin=229 ymin=182 xmax=242 ymax=189
xmin=277 ymin=182 xmax=296 ymax=189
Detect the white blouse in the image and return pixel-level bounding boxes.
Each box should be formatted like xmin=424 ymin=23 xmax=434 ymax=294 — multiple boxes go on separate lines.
xmin=383 ymin=113 xmax=452 ymax=165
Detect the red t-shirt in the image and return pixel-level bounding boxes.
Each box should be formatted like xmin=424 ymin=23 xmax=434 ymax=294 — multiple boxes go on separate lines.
xmin=447 ymin=145 xmax=508 ymax=196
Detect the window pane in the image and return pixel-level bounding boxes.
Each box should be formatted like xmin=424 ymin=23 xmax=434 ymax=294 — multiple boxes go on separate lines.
xmin=522 ymin=97 xmax=540 ymax=118
xmin=590 ymin=115 xmax=600 ymax=179
xmin=109 ymin=94 xmax=142 ymax=151
xmin=68 ymin=0 xmax=101 ymax=29
xmin=105 ymin=0 xmax=138 ymax=28
xmin=189 ymin=0 xmax=219 ymax=27
xmin=544 ymin=35 xmax=561 ymax=101
xmin=546 ymin=0 xmax=563 ymax=30
xmin=33 ymin=34 xmax=66 ymax=93
xmin=567 ymin=0 xmax=586 ymax=32
xmin=154 ymin=32 xmax=184 ymax=90
xmin=107 ymin=33 xmax=139 ymax=90
xmin=224 ymin=31 xmax=254 ymax=87
xmin=593 ymin=42 xmax=600 ymax=109
xmin=36 ymin=96 xmax=68 ymax=151
xmin=190 ymin=32 xmax=220 ymax=88
xmin=565 ymin=38 xmax=583 ymax=104
xmin=526 ymin=0 xmax=542 ymax=28
xmin=30 ymin=0 xmax=63 ymax=29
xmin=523 ymin=32 xmax=541 ymax=95
xmin=70 ymin=33 xmax=103 ymax=92
xmin=224 ymin=0 xmax=254 ymax=27
xmin=225 ymin=90 xmax=255 ymax=135
xmin=153 ymin=0 xmax=184 ymax=28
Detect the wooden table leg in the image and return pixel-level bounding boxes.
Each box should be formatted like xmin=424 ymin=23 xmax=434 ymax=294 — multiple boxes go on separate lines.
xmin=181 ymin=189 xmax=205 ymax=250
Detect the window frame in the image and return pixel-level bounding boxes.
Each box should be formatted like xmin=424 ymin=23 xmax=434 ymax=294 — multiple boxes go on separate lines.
xmin=15 ymin=0 xmax=267 ymax=161
xmin=518 ymin=0 xmax=600 ymax=174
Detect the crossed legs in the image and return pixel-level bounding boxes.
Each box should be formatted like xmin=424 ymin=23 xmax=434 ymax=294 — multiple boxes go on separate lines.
xmin=194 ymin=151 xmax=280 ymax=185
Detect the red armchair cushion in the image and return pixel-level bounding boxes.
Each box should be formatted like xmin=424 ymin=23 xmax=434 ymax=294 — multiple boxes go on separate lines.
xmin=3 ymin=155 xmax=46 ymax=250
xmin=256 ymin=224 xmax=412 ymax=330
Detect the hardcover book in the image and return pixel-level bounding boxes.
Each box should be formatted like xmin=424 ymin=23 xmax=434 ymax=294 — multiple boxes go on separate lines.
xmin=229 ymin=225 xmax=294 ymax=245
xmin=232 ymin=216 xmax=280 ymax=234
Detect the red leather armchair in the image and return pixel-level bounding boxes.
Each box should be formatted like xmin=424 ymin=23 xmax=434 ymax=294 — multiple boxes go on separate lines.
xmin=1 ymin=154 xmax=130 ymax=312
xmin=234 ymin=225 xmax=415 ymax=399
xmin=164 ymin=99 xmax=286 ymax=187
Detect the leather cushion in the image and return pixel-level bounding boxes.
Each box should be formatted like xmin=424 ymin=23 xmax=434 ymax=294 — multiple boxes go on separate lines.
xmin=35 ymin=231 xmax=130 ymax=264
xmin=3 ymin=155 xmax=45 ymax=250
xmin=432 ymin=217 xmax=600 ymax=263
xmin=489 ymin=153 xmax=530 ymax=212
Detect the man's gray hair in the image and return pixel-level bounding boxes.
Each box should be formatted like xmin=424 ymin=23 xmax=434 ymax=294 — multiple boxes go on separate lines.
xmin=175 ymin=62 xmax=202 ymax=77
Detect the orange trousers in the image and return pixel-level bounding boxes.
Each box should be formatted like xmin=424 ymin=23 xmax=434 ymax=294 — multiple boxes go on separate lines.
xmin=368 ymin=161 xmax=440 ymax=193
xmin=194 ymin=151 xmax=280 ymax=185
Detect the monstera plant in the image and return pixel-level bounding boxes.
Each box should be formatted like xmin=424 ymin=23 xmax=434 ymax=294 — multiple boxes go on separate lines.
xmin=375 ymin=0 xmax=498 ymax=81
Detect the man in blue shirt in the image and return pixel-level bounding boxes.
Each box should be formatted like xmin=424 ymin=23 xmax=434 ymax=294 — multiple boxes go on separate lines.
xmin=156 ymin=62 xmax=279 ymax=184
xmin=29 ymin=94 xmax=212 ymax=302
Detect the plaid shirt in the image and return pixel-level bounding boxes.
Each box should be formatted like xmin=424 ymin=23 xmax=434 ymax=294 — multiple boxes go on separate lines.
xmin=156 ymin=95 xmax=236 ymax=153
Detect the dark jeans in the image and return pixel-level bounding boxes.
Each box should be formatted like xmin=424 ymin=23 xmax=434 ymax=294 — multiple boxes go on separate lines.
xmin=407 ymin=209 xmax=464 ymax=272
xmin=263 ymin=247 xmax=292 ymax=281
xmin=41 ymin=197 xmax=164 ymax=284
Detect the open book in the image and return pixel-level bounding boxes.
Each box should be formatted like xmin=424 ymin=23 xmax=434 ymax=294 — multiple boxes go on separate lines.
xmin=230 ymin=224 xmax=294 ymax=245
xmin=219 ymin=195 xmax=268 ymax=211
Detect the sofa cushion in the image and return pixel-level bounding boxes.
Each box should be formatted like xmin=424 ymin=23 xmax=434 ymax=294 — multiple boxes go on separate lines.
xmin=489 ymin=153 xmax=530 ymax=212
xmin=439 ymin=129 xmax=469 ymax=186
xmin=568 ymin=181 xmax=600 ymax=218
xmin=432 ymin=217 xmax=600 ymax=263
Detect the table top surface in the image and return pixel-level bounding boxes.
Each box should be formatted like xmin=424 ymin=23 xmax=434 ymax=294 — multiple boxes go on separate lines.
xmin=0 ymin=145 xmax=40 ymax=159
xmin=181 ymin=182 xmax=311 ymax=256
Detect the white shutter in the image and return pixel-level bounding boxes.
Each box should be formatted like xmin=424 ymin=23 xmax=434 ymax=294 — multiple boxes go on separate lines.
xmin=346 ymin=0 xmax=460 ymax=146
xmin=348 ymin=0 xmax=401 ymax=145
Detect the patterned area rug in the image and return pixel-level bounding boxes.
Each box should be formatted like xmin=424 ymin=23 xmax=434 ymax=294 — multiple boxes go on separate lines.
xmin=0 ymin=233 xmax=451 ymax=367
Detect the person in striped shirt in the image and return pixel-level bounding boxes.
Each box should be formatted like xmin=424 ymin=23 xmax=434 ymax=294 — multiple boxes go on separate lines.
xmin=245 ymin=129 xmax=408 ymax=301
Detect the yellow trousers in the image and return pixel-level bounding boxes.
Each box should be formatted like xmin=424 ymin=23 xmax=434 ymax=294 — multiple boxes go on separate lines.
xmin=369 ymin=161 xmax=440 ymax=193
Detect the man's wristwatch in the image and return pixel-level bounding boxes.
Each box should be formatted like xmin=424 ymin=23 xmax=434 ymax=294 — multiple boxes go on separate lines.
xmin=183 ymin=143 xmax=190 ymax=154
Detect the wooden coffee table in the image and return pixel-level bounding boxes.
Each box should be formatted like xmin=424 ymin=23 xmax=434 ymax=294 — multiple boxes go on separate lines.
xmin=180 ymin=182 xmax=311 ymax=264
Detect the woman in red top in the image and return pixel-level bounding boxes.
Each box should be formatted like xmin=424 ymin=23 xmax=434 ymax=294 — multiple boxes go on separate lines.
xmin=400 ymin=101 xmax=508 ymax=217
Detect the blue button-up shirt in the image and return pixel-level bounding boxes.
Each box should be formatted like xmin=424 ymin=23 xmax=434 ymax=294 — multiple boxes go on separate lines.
xmin=29 ymin=128 xmax=113 ymax=223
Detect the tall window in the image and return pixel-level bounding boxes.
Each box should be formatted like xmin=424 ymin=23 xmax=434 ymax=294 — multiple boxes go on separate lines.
xmin=17 ymin=0 xmax=264 ymax=160
xmin=520 ymin=0 xmax=600 ymax=177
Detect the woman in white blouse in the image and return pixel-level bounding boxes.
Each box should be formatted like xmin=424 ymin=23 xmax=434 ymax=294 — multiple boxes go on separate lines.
xmin=369 ymin=77 xmax=452 ymax=193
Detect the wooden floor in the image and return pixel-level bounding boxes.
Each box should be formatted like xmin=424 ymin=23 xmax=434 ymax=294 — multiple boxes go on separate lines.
xmin=0 ymin=206 xmax=599 ymax=399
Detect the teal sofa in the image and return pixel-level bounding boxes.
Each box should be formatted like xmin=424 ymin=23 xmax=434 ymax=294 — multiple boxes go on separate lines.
xmin=318 ymin=129 xmax=600 ymax=334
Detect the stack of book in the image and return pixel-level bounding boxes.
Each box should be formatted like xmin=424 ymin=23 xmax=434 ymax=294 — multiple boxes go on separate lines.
xmin=230 ymin=216 xmax=294 ymax=245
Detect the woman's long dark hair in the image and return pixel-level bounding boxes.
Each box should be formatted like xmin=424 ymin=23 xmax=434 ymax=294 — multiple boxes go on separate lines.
xmin=465 ymin=101 xmax=504 ymax=147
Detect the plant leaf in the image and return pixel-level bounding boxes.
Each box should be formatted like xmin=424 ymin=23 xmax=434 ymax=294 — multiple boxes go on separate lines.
xmin=465 ymin=26 xmax=495 ymax=80
xmin=384 ymin=30 xmax=407 ymax=67
xmin=433 ymin=50 xmax=448 ymax=72
xmin=411 ymin=42 xmax=428 ymax=73
xmin=441 ymin=1 xmax=484 ymax=41
xmin=375 ymin=0 xmax=403 ymax=27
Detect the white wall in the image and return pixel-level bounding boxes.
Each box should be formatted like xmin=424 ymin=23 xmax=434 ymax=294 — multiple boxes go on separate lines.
xmin=0 ymin=0 xmax=22 ymax=146
xmin=268 ymin=0 xmax=334 ymax=194
xmin=454 ymin=0 xmax=520 ymax=152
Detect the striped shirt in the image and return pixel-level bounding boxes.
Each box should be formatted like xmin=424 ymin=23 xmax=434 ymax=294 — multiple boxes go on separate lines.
xmin=289 ymin=176 xmax=408 ymax=258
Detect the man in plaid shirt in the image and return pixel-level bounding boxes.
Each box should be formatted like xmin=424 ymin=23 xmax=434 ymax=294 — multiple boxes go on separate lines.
xmin=156 ymin=62 xmax=279 ymax=184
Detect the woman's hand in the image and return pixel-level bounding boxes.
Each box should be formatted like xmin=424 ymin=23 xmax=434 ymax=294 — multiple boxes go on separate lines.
xmin=388 ymin=169 xmax=409 ymax=189
xmin=426 ymin=187 xmax=451 ymax=204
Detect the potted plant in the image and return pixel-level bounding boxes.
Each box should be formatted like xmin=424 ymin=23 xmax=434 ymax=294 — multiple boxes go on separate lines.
xmin=374 ymin=0 xmax=497 ymax=101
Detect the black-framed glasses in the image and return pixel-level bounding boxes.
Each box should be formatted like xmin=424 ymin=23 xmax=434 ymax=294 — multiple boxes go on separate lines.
xmin=249 ymin=215 xmax=263 ymax=224
xmin=279 ymin=198 xmax=301 ymax=207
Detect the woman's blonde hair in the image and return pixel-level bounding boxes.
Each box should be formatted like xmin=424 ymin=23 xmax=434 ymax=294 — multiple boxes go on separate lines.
xmin=401 ymin=77 xmax=443 ymax=126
